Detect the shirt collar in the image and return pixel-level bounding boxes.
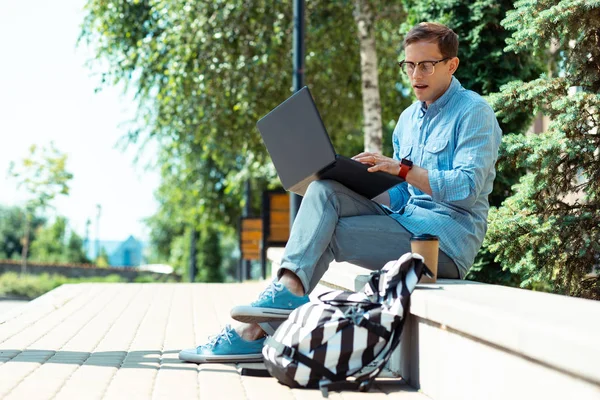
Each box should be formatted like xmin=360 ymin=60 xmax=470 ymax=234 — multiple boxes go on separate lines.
xmin=419 ymin=76 xmax=460 ymax=115
xmin=419 ymin=102 xmax=427 ymax=118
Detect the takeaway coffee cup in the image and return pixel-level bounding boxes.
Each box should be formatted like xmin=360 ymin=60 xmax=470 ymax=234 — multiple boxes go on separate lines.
xmin=410 ymin=234 xmax=439 ymax=283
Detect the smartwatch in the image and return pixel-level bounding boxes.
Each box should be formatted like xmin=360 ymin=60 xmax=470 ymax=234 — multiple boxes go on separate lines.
xmin=398 ymin=158 xmax=413 ymax=179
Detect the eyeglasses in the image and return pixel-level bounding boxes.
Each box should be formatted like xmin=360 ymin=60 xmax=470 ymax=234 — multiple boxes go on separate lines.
xmin=398 ymin=57 xmax=451 ymax=76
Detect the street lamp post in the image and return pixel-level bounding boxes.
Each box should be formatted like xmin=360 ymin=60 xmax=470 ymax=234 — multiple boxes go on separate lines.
xmin=290 ymin=0 xmax=305 ymax=229
xmin=243 ymin=179 xmax=252 ymax=280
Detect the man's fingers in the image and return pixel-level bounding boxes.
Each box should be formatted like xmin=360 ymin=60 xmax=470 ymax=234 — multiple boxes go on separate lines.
xmin=353 ymin=151 xmax=384 ymax=160
xmin=353 ymin=152 xmax=372 ymax=159
xmin=354 ymin=156 xmax=373 ymax=164
xmin=369 ymin=162 xmax=398 ymax=175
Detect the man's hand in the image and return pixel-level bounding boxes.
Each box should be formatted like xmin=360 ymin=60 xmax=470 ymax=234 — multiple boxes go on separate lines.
xmin=353 ymin=151 xmax=433 ymax=195
xmin=352 ymin=152 xmax=400 ymax=176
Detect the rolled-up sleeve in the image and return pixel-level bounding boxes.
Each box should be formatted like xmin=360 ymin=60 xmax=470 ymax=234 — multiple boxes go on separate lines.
xmin=388 ymin=114 xmax=412 ymax=211
xmin=388 ymin=183 xmax=410 ymax=211
xmin=428 ymin=103 xmax=500 ymax=209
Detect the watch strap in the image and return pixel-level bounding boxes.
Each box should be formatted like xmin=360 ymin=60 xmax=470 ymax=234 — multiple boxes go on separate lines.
xmin=398 ymin=158 xmax=413 ymax=179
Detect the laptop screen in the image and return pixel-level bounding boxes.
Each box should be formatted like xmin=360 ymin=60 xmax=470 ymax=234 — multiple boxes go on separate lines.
xmin=256 ymin=87 xmax=336 ymax=190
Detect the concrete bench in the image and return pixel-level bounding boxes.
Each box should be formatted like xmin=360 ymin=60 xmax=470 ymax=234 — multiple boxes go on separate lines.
xmin=267 ymin=247 xmax=600 ymax=400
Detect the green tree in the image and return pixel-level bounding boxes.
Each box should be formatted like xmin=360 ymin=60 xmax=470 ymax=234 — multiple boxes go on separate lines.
xmin=65 ymin=231 xmax=90 ymax=264
xmin=197 ymin=225 xmax=224 ymax=283
xmin=79 ymin=0 xmax=411 ymax=212
xmin=166 ymin=227 xmax=191 ymax=277
xmin=8 ymin=143 xmax=73 ymax=273
xmin=28 ymin=216 xmax=90 ymax=264
xmin=484 ymin=0 xmax=600 ymax=299
xmin=0 ymin=205 xmax=45 ymax=260
xmin=29 ymin=217 xmax=67 ymax=263
xmin=96 ymin=247 xmax=111 ymax=268
xmin=79 ymin=0 xmax=413 ymax=279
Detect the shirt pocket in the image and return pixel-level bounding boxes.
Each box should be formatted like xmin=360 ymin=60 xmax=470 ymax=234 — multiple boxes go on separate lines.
xmin=422 ymin=138 xmax=451 ymax=171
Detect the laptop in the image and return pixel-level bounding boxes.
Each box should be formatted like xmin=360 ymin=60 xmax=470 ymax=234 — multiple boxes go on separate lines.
xmin=256 ymin=86 xmax=404 ymax=198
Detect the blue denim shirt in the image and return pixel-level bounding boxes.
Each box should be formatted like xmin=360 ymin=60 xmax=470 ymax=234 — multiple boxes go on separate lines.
xmin=387 ymin=77 xmax=502 ymax=278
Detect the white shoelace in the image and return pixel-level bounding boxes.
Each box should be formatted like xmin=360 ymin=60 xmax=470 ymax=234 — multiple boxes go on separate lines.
xmin=201 ymin=325 xmax=234 ymax=349
xmin=256 ymin=281 xmax=283 ymax=304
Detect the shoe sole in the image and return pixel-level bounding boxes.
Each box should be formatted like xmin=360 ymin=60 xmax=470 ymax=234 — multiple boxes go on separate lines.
xmin=230 ymin=306 xmax=293 ymax=323
xmin=178 ymin=349 xmax=264 ymax=364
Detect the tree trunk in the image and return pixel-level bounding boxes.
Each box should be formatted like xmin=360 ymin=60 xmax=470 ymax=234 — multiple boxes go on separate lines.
xmin=21 ymin=214 xmax=31 ymax=275
xmin=354 ymin=0 xmax=383 ymax=153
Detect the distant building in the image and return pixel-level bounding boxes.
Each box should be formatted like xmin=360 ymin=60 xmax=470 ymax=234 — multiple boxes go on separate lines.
xmin=85 ymin=235 xmax=146 ymax=268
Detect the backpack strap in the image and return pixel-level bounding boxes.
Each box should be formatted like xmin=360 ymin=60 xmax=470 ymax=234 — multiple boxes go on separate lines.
xmin=367 ymin=269 xmax=383 ymax=298
xmin=265 ymin=337 xmax=339 ymax=382
xmin=318 ymin=379 xmax=369 ymax=398
xmin=353 ymin=313 xmax=407 ymax=384
xmin=317 ymin=293 xmax=376 ymax=308
xmin=317 ymin=321 xmax=404 ymax=397
xmin=354 ymin=315 xmax=392 ymax=341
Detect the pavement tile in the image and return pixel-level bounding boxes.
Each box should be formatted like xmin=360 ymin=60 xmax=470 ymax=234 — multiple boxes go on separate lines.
xmin=3 ymin=362 xmax=80 ymax=400
xmin=0 ymin=282 xmax=422 ymax=399
xmin=54 ymin=365 xmax=119 ymax=400
xmin=0 ymin=361 xmax=44 ymax=398
xmin=197 ymin=363 xmax=246 ymax=400
xmin=0 ymin=285 xmax=107 ymax=350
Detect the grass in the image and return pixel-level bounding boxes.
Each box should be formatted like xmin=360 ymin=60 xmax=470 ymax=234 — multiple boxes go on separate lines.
xmin=0 ymin=272 xmax=131 ymax=300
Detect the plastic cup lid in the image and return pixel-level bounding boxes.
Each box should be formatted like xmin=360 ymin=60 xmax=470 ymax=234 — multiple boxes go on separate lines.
xmin=410 ymin=234 xmax=439 ymax=241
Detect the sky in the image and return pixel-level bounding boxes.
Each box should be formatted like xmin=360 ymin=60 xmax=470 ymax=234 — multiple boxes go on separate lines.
xmin=0 ymin=0 xmax=161 ymax=242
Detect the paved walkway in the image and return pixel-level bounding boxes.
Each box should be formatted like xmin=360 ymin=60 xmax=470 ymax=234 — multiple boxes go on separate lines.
xmin=0 ymin=300 xmax=28 ymax=317
xmin=0 ymin=283 xmax=425 ymax=399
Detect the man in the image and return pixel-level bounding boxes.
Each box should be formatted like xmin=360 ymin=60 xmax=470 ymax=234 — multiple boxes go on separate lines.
xmin=179 ymin=22 xmax=502 ymax=363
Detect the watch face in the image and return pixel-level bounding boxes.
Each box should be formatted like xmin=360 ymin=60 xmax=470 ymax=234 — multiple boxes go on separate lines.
xmin=402 ymin=158 xmax=413 ymax=167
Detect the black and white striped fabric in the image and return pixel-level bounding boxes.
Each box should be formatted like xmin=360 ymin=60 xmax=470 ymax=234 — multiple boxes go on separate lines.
xmin=262 ymin=252 xmax=431 ymax=396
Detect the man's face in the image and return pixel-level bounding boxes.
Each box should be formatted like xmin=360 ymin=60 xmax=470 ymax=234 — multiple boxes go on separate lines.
xmin=404 ymin=41 xmax=459 ymax=106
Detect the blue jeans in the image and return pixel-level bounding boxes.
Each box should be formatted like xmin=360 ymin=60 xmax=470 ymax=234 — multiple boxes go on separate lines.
xmin=258 ymin=180 xmax=458 ymax=335
xmin=278 ymin=180 xmax=459 ymax=293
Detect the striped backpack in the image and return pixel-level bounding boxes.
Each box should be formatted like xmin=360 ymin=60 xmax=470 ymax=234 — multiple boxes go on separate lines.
xmin=262 ymin=252 xmax=432 ymax=396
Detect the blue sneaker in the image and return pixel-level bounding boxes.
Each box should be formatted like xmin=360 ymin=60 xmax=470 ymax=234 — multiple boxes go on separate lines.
xmin=178 ymin=325 xmax=265 ymax=363
xmin=230 ymin=281 xmax=310 ymax=323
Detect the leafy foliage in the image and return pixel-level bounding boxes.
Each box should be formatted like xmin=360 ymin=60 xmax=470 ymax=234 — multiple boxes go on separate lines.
xmin=80 ymin=0 xmax=412 ymax=279
xmin=196 ymin=225 xmax=224 ymax=282
xmin=65 ymin=231 xmax=90 ymax=264
xmin=484 ymin=0 xmax=600 ymax=299
xmin=0 ymin=206 xmax=45 ymax=260
xmin=96 ymin=247 xmax=111 ymax=267
xmin=8 ymin=143 xmax=72 ymax=211
xmin=29 ymin=217 xmax=90 ymax=264
xmin=8 ymin=143 xmax=74 ymax=270
xmin=0 ymin=272 xmax=126 ymax=300
xmin=0 ymin=205 xmax=91 ymax=266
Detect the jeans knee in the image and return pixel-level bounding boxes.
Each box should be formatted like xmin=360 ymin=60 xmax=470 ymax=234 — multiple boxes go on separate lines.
xmin=305 ymin=180 xmax=343 ymax=199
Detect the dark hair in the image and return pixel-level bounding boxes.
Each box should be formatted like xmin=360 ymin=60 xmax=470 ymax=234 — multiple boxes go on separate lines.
xmin=403 ymin=22 xmax=459 ymax=58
